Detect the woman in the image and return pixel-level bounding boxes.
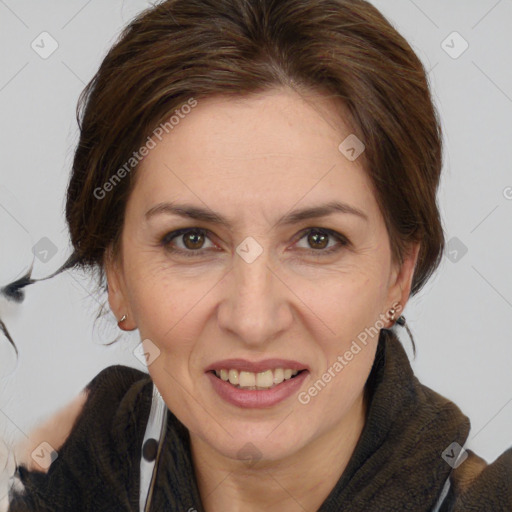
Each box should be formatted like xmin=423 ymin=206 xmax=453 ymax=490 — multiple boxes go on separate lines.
xmin=3 ymin=0 xmax=511 ymax=510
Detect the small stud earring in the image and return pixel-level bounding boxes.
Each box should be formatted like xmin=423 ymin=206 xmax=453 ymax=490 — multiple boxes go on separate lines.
xmin=387 ymin=303 xmax=403 ymax=326
xmin=387 ymin=305 xmax=407 ymax=328
xmin=118 ymin=314 xmax=127 ymax=328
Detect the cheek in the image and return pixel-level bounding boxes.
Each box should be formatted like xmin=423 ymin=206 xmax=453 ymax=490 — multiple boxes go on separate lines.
xmin=302 ymin=268 xmax=386 ymax=401
xmin=121 ymin=248 xmax=190 ymax=337
xmin=127 ymin=276 xmax=202 ymax=344
xmin=296 ymin=328 xmax=377 ymax=436
xmin=296 ymin=265 xmax=387 ymax=340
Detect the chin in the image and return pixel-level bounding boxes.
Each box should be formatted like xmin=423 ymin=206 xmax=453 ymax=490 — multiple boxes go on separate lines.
xmin=198 ymin=420 xmax=312 ymax=464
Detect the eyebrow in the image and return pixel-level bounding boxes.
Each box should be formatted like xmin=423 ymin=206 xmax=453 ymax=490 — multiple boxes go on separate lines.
xmin=145 ymin=200 xmax=368 ymax=227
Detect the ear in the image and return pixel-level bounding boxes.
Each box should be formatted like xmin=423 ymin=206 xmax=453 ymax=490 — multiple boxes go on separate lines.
xmin=104 ymin=244 xmax=137 ymax=331
xmin=384 ymin=241 xmax=421 ymax=326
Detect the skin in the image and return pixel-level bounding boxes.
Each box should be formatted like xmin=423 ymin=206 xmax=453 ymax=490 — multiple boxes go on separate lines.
xmin=22 ymin=87 xmax=419 ymax=509
xmin=106 ymin=86 xmax=420 ymax=511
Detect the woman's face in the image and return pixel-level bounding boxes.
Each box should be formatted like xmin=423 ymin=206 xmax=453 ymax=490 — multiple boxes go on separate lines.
xmin=106 ymin=87 xmax=418 ymax=464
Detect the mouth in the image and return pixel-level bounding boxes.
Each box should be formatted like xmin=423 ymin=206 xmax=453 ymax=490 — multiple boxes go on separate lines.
xmin=204 ymin=358 xmax=310 ymax=408
xmin=209 ymin=368 xmax=308 ymax=390
xmin=206 ymin=367 xmax=309 ymax=408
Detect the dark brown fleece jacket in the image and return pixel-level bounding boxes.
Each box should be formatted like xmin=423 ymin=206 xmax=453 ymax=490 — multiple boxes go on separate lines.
xmin=7 ymin=329 xmax=512 ymax=511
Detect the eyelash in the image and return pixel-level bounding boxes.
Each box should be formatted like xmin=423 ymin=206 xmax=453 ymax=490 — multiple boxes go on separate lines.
xmin=159 ymin=227 xmax=349 ymax=259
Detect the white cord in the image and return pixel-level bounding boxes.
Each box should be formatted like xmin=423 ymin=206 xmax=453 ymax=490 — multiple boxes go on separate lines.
xmin=139 ymin=383 xmax=167 ymax=512
xmin=431 ymin=440 xmax=468 ymax=511
xmin=431 ymin=476 xmax=451 ymax=512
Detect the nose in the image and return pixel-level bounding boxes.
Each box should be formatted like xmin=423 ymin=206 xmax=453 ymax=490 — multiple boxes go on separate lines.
xmin=216 ymin=243 xmax=293 ymax=348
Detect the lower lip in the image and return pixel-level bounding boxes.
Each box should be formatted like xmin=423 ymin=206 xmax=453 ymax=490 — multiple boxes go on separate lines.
xmin=206 ymin=371 xmax=309 ymax=409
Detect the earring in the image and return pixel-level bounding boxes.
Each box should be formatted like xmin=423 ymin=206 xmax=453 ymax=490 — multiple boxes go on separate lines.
xmin=396 ymin=315 xmax=406 ymax=326
xmin=387 ymin=304 xmax=405 ymax=326
xmin=387 ymin=305 xmax=406 ymax=327
xmin=118 ymin=314 xmax=127 ymax=328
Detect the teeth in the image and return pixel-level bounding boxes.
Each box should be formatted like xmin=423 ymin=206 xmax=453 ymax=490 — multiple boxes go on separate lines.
xmin=273 ymin=368 xmax=284 ymax=385
xmin=239 ymin=371 xmax=256 ymax=387
xmin=228 ymin=369 xmax=239 ymax=386
xmin=256 ymin=369 xmax=273 ymax=388
xmin=214 ymin=368 xmax=301 ymax=389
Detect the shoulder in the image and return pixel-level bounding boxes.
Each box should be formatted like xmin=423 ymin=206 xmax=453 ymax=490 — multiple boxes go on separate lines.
xmin=80 ymin=364 xmax=151 ymax=424
xmin=83 ymin=364 xmax=150 ymax=402
xmin=441 ymin=447 xmax=512 ymax=511
xmin=412 ymin=374 xmax=512 ymax=509
xmin=8 ymin=364 xmax=152 ymax=512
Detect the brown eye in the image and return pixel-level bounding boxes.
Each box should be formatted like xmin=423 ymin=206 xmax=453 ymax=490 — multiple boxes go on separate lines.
xmin=307 ymin=229 xmax=329 ymax=250
xmin=182 ymin=230 xmax=205 ymax=250
xmin=161 ymin=228 xmax=216 ymax=257
xmin=295 ymin=228 xmax=349 ymax=257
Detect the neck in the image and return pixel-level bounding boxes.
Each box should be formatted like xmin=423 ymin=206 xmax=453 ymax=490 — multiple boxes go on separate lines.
xmin=190 ymin=391 xmax=368 ymax=512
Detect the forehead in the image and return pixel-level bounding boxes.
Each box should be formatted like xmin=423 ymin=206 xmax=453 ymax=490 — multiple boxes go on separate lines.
xmin=130 ymin=88 xmax=379 ymax=224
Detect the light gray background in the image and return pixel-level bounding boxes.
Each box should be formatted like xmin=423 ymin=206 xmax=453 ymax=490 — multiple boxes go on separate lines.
xmin=0 ymin=0 xmax=511 ymax=498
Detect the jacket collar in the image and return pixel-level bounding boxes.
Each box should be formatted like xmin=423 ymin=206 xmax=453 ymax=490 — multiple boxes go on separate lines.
xmin=318 ymin=328 xmax=470 ymax=511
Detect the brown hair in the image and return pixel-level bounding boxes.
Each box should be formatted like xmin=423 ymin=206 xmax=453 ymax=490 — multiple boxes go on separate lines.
xmin=3 ymin=0 xmax=444 ymax=350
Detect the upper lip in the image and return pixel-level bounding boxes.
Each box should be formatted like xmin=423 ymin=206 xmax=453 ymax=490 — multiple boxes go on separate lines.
xmin=205 ymin=358 xmax=309 ymax=373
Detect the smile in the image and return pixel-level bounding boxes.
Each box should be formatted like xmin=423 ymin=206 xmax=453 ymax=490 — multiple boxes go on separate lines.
xmin=212 ymin=368 xmax=303 ymax=390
